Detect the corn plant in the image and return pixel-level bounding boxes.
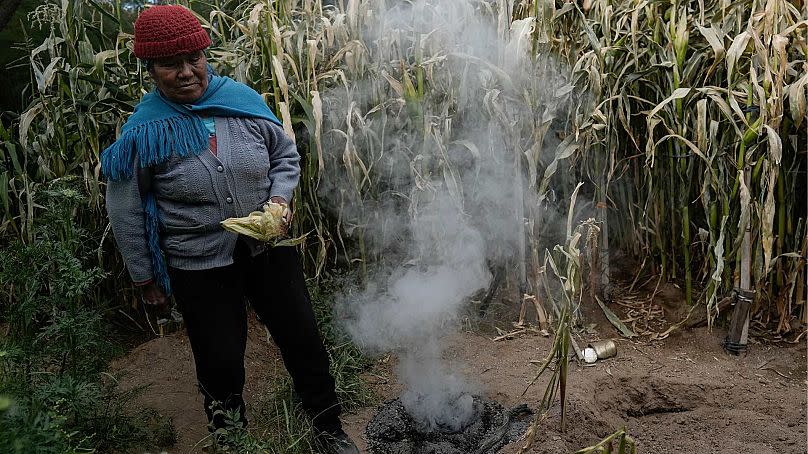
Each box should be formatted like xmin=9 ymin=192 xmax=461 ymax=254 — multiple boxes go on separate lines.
xmin=5 ymin=0 xmax=146 ymax=308
xmin=7 ymin=0 xmax=807 ymax=331
xmin=520 ymin=186 xmax=600 ymax=445
xmin=516 ymin=0 xmax=807 ymax=327
xmin=573 ymin=428 xmax=638 ymax=454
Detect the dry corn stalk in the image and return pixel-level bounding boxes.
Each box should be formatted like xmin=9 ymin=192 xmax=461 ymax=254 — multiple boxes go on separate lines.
xmin=11 ymin=0 xmax=806 ymax=327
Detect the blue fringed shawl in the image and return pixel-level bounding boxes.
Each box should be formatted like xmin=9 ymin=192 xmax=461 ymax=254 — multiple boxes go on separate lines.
xmin=101 ymin=73 xmax=282 ymax=293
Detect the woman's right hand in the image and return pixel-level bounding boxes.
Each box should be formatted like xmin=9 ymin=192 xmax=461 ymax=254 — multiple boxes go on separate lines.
xmin=139 ymin=281 xmax=168 ymax=309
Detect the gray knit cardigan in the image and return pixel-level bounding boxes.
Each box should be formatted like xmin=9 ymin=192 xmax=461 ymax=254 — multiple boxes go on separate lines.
xmin=105 ymin=116 xmax=300 ymax=283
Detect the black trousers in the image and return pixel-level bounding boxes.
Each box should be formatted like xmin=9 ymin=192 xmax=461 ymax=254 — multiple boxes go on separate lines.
xmin=168 ymin=243 xmax=341 ymax=432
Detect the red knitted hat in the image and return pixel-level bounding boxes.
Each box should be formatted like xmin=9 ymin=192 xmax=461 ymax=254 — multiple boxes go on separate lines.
xmin=133 ymin=5 xmax=211 ymax=59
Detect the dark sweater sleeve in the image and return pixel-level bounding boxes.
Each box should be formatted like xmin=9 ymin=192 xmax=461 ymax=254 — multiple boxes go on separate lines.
xmin=105 ymin=161 xmax=154 ymax=283
xmin=256 ymin=119 xmax=300 ymax=203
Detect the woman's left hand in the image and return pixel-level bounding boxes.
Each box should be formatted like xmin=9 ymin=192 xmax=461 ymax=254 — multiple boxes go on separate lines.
xmin=270 ymin=196 xmax=293 ymax=231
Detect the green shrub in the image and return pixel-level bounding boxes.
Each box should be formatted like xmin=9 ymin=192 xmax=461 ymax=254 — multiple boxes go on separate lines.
xmin=0 ymin=181 xmax=175 ymax=453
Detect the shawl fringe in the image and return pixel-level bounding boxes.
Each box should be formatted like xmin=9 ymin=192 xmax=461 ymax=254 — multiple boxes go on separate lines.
xmin=101 ymin=115 xmax=209 ymax=182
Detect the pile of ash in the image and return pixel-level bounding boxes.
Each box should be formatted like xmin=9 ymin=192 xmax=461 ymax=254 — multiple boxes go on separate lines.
xmin=366 ymin=395 xmax=532 ymax=454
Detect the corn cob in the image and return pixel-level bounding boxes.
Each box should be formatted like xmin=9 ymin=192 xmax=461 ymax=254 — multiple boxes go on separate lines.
xmin=221 ymin=202 xmax=288 ymax=242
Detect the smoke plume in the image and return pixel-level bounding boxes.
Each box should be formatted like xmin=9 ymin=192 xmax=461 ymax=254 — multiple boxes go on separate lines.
xmin=318 ymin=0 xmax=569 ymax=431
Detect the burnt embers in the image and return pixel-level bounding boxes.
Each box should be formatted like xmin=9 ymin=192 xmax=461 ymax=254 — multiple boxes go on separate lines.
xmin=366 ymin=395 xmax=532 ymax=454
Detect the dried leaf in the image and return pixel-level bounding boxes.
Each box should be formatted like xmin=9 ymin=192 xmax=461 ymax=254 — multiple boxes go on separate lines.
xmin=787 ymin=73 xmax=807 ymax=128
xmin=567 ymin=182 xmax=584 ymax=240
xmin=696 ymin=24 xmax=725 ymax=63
xmin=278 ymin=101 xmax=295 ymax=141
xmin=726 ymin=31 xmax=751 ymax=85
xmin=19 ymin=103 xmax=43 ymax=150
xmin=763 ymin=125 xmax=782 ymax=164
xmin=311 ymin=90 xmax=324 ymax=173
xmin=596 ymin=298 xmax=637 ymax=338
xmin=648 ymin=88 xmax=691 ymax=118
xmin=761 ymin=167 xmax=778 ymax=273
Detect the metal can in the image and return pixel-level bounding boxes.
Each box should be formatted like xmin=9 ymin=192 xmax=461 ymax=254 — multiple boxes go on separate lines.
xmin=588 ymin=340 xmax=617 ymax=360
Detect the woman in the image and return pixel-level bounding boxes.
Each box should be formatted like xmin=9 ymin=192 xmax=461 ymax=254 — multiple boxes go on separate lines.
xmin=102 ymin=5 xmax=358 ymax=453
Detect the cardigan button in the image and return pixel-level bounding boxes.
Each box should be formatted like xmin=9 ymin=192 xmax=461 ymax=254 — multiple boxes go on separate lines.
xmin=216 ymin=165 xmax=224 ymax=172
xmin=226 ymin=197 xmax=233 ymax=203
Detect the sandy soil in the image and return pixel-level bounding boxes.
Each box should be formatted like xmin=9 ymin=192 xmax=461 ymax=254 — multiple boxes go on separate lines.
xmin=112 ymin=303 xmax=807 ymax=454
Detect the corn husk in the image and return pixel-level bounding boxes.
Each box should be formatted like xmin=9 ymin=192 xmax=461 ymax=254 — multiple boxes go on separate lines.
xmin=221 ymin=202 xmax=289 ymax=242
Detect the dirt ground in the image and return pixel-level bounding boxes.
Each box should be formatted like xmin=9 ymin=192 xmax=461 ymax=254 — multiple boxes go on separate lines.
xmin=112 ymin=296 xmax=807 ymax=454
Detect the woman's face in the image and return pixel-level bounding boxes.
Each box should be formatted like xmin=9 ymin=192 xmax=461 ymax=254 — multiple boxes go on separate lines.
xmin=150 ymin=51 xmax=209 ymax=104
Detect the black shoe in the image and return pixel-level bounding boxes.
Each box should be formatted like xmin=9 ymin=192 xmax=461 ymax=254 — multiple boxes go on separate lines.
xmin=323 ymin=429 xmax=360 ymax=454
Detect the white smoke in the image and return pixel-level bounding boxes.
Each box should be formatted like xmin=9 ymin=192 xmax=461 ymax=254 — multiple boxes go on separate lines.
xmin=340 ymin=191 xmax=490 ymax=430
xmin=319 ymin=0 xmax=569 ymax=431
